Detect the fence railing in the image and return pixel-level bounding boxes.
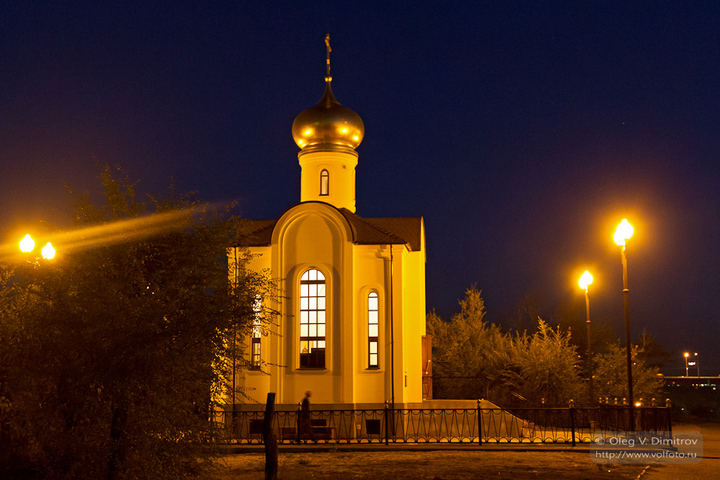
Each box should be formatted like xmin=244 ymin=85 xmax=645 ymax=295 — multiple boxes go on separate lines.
xmin=211 ymin=403 xmax=672 ymax=445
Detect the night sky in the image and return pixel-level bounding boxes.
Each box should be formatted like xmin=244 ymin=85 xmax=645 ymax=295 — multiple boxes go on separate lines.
xmin=2 ymin=2 xmax=719 ymax=375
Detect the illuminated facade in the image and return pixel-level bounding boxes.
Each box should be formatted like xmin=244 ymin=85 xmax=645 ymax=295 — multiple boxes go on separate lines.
xmin=230 ymin=40 xmax=428 ymax=408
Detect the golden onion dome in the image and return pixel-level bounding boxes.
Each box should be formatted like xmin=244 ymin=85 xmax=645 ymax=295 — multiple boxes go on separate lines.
xmin=292 ymin=77 xmax=365 ymax=151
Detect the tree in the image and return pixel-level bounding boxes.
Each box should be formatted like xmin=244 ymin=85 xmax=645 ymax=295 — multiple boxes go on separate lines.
xmin=427 ymin=287 xmax=510 ymax=400
xmin=428 ymin=288 xmax=584 ymax=406
xmin=593 ymin=342 xmax=664 ymax=405
xmin=0 ymin=165 xmax=270 ymax=480
xmin=501 ymin=319 xmax=583 ymax=407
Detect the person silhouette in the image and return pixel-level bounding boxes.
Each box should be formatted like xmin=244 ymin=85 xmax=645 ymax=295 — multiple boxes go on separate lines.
xmin=299 ymin=390 xmax=314 ymax=441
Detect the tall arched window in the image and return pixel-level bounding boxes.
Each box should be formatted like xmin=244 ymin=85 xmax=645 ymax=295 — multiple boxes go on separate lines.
xmin=300 ymin=269 xmax=326 ymax=368
xmin=251 ymin=295 xmax=262 ymax=370
xmin=368 ymin=291 xmax=379 ymax=368
xmin=320 ymin=169 xmax=329 ymax=196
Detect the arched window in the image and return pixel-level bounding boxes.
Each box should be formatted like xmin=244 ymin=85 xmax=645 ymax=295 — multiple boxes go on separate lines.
xmin=300 ymin=269 xmax=326 ymax=368
xmin=368 ymin=291 xmax=379 ymax=368
xmin=251 ymin=295 xmax=262 ymax=369
xmin=320 ymin=169 xmax=329 ymax=196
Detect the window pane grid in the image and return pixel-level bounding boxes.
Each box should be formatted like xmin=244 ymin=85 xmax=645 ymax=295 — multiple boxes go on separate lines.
xmin=300 ymin=269 xmax=326 ymax=368
xmin=368 ymin=292 xmax=379 ymax=368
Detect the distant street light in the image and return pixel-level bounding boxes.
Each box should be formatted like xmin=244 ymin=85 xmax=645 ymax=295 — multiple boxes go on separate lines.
xmin=685 ymin=352 xmax=699 ymax=377
xmin=19 ymin=234 xmax=55 ymax=260
xmin=614 ymin=218 xmax=634 ymax=431
xmin=578 ymin=270 xmax=594 ymax=403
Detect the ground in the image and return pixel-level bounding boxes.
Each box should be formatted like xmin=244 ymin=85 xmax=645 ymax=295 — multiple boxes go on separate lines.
xmin=216 ymin=449 xmax=647 ymax=480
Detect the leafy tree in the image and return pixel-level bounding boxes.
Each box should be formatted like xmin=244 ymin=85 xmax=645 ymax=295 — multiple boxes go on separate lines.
xmin=427 ymin=287 xmax=510 ymax=400
xmin=429 ymin=288 xmax=583 ymax=406
xmin=501 ymin=319 xmax=583 ymax=407
xmin=429 ymin=286 xmax=670 ymax=409
xmin=593 ymin=342 xmax=664 ymax=405
xmin=0 ymin=166 xmax=270 ymax=480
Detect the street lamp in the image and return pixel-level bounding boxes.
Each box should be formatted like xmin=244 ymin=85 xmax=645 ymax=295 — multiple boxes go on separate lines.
xmin=19 ymin=234 xmax=55 ymax=260
xmin=19 ymin=234 xmax=35 ymax=253
xmin=614 ymin=218 xmax=634 ymax=431
xmin=578 ymin=270 xmax=594 ymax=403
xmin=685 ymin=352 xmax=698 ymax=376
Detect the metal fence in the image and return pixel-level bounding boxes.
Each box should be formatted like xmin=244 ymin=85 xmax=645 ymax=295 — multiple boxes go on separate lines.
xmin=211 ymin=403 xmax=671 ymax=445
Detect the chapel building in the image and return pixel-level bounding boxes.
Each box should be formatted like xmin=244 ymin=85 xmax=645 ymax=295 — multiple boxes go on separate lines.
xmin=231 ymin=38 xmax=430 ymax=409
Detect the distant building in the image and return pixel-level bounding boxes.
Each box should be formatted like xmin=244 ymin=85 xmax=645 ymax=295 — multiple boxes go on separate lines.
xmin=662 ymin=376 xmax=719 ymax=419
xmin=229 ymin=39 xmax=430 ymax=409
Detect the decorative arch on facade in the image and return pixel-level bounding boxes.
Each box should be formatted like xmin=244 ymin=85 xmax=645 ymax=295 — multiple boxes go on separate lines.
xmin=270 ymin=202 xmax=355 ymax=248
xmin=269 ymin=203 xmax=355 ymax=375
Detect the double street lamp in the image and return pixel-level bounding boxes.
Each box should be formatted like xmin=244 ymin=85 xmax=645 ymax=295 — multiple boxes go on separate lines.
xmin=19 ymin=234 xmax=56 ymax=260
xmin=578 ymin=270 xmax=594 ymax=402
xmin=614 ymin=219 xmax=635 ymax=430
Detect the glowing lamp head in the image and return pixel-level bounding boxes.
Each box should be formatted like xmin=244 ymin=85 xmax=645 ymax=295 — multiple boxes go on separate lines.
xmin=19 ymin=234 xmax=35 ymax=253
xmin=578 ymin=270 xmax=593 ymax=290
xmin=41 ymin=242 xmax=55 ymax=260
xmin=684 ymin=352 xmax=690 ymax=358
xmin=614 ymin=219 xmax=634 ymax=246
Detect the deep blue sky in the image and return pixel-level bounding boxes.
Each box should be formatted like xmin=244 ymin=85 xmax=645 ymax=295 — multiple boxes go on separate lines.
xmin=2 ymin=2 xmax=719 ymax=375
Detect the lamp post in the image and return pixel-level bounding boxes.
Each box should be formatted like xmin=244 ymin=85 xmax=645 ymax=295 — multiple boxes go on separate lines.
xmin=686 ymin=352 xmax=698 ymax=376
xmin=578 ymin=270 xmax=594 ymax=403
xmin=614 ymin=219 xmax=634 ymax=430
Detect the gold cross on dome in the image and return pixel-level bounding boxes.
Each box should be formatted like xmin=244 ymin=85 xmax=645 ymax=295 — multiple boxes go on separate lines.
xmin=325 ymin=34 xmax=331 ymax=78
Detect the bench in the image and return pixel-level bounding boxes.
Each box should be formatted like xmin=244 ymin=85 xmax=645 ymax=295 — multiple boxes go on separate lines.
xmin=278 ymin=420 xmax=335 ymax=441
xmin=312 ymin=425 xmax=335 ymax=440
xmin=279 ymin=426 xmax=297 ymax=441
xmin=310 ymin=419 xmax=335 ymax=439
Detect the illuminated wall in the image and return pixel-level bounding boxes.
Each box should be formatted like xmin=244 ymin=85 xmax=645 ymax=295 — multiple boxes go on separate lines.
xmin=232 ymin=201 xmax=426 ymax=407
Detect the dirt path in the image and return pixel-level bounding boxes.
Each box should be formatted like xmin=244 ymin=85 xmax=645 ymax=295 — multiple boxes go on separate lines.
xmin=217 ymin=449 xmax=647 ymax=480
